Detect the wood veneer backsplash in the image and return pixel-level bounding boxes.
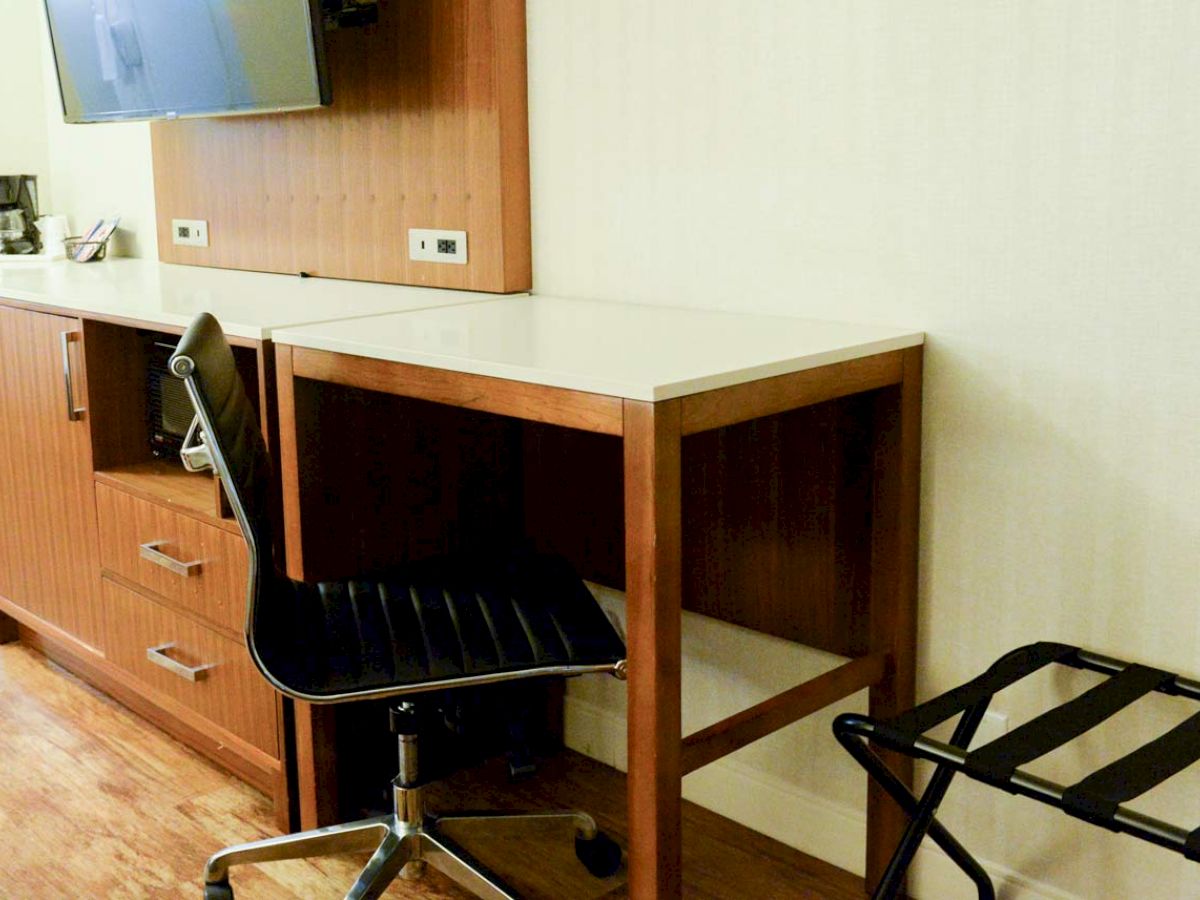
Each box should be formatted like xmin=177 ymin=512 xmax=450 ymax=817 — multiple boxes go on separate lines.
xmin=150 ymin=0 xmax=530 ymax=293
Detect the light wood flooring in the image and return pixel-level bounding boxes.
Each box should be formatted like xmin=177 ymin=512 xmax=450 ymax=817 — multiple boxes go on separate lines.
xmin=0 ymin=641 xmax=865 ymax=898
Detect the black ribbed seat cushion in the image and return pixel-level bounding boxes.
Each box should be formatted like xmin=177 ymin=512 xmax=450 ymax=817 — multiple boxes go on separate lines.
xmin=170 ymin=314 xmax=624 ymax=703
xmin=254 ymin=552 xmax=625 ymax=698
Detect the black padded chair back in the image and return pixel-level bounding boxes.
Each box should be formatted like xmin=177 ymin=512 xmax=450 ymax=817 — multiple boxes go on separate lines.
xmin=169 ymin=313 xmax=275 ymax=659
xmin=170 ymin=313 xmax=626 ymax=706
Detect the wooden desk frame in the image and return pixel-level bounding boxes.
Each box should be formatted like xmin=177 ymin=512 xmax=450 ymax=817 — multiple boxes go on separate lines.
xmin=274 ymin=342 xmax=922 ymax=898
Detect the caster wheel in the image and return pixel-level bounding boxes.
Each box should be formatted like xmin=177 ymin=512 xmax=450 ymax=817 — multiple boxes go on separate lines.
xmin=203 ymin=880 xmax=234 ymax=900
xmin=575 ymin=831 xmax=622 ymax=878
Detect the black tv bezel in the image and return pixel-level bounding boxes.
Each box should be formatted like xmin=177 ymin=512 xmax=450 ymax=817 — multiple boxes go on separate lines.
xmin=43 ymin=0 xmax=332 ymax=125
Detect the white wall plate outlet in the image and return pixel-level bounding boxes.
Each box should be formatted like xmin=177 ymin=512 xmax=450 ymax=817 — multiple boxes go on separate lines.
xmin=409 ymin=228 xmax=467 ymax=265
xmin=172 ymin=219 xmax=209 ymax=248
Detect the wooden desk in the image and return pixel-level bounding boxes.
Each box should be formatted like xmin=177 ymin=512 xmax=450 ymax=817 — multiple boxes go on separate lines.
xmin=272 ymin=296 xmax=924 ymax=898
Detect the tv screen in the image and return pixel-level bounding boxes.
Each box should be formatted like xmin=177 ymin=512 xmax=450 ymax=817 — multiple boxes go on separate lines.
xmin=44 ymin=0 xmax=330 ymax=123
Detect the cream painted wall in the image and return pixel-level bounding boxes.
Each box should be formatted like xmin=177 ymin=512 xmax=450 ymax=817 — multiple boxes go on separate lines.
xmin=529 ymin=2 xmax=1200 ymax=898
xmin=36 ymin=8 xmax=158 ymax=259
xmin=1 ymin=2 xmax=1198 ymax=896
xmin=0 ymin=2 xmax=156 ymax=257
xmin=0 ymin=2 xmax=49 ymax=183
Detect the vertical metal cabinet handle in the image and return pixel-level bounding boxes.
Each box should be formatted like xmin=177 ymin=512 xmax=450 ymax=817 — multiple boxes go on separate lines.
xmin=59 ymin=330 xmax=86 ymax=421
xmin=139 ymin=541 xmax=203 ymax=577
xmin=146 ymin=642 xmax=216 ymax=682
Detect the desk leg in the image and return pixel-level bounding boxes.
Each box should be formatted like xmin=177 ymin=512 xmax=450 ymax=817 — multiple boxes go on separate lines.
xmin=274 ymin=345 xmax=307 ymax=581
xmin=276 ymin=346 xmax=339 ymax=830
xmin=294 ymin=701 xmax=340 ymax=829
xmin=0 ymin=612 xmax=17 ymax=644
xmin=866 ymin=346 xmax=922 ymax=890
xmin=624 ymin=400 xmax=683 ymax=900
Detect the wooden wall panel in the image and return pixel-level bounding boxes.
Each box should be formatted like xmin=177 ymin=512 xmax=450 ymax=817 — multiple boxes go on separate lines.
xmin=680 ymin=396 xmax=877 ymax=657
xmin=286 ymin=374 xmax=879 ymax=655
xmin=151 ymin=0 xmax=530 ymax=293
xmin=520 ymin=395 xmax=880 ymax=656
xmin=522 ymin=423 xmax=626 ymax=588
xmin=288 ymin=378 xmax=525 ymax=582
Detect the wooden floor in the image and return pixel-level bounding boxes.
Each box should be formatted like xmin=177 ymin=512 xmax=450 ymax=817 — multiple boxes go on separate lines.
xmin=0 ymin=641 xmax=865 ymax=898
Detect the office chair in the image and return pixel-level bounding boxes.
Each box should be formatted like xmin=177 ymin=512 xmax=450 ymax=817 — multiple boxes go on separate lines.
xmin=835 ymin=642 xmax=1200 ymax=900
xmin=171 ymin=313 xmax=627 ymax=900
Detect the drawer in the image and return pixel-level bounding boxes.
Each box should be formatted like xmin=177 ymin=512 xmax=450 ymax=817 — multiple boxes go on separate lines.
xmin=101 ymin=577 xmax=278 ymax=756
xmin=96 ymin=482 xmax=247 ymax=634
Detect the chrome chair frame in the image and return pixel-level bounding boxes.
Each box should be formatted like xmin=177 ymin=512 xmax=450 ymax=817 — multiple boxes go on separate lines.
xmin=171 ymin=332 xmax=626 ymax=900
xmin=203 ymin=703 xmax=604 ymax=900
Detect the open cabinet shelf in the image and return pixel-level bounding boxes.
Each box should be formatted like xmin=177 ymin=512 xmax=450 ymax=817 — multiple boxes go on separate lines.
xmin=94 ymin=460 xmax=236 ymax=533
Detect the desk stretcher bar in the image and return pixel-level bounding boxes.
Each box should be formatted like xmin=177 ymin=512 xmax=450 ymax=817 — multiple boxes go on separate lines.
xmin=682 ymin=652 xmax=888 ymax=774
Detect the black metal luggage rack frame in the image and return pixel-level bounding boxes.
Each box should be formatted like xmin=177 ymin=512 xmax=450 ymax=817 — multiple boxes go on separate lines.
xmin=834 ymin=642 xmax=1200 ymax=900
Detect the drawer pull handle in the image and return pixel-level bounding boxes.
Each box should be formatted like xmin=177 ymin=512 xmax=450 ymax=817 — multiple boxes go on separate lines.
xmin=60 ymin=331 xmax=86 ymax=422
xmin=146 ymin=642 xmax=216 ymax=682
xmin=139 ymin=541 xmax=202 ymax=577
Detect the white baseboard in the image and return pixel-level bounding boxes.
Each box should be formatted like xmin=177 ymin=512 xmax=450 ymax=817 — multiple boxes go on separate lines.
xmin=563 ymin=694 xmax=1080 ymax=900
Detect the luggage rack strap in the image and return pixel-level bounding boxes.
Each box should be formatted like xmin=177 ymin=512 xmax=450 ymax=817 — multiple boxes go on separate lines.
xmin=836 ymin=641 xmax=1200 ymax=891
xmin=963 ymin=663 xmax=1174 ymax=785
xmin=879 ymin=642 xmax=1078 ymax=748
xmin=1061 ymin=710 xmax=1200 ymax=838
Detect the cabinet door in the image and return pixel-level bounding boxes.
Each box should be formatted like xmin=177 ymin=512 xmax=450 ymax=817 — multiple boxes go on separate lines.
xmin=0 ymin=305 xmax=102 ymax=649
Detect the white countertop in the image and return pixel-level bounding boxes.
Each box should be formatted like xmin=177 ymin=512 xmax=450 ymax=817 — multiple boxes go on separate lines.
xmin=0 ymin=258 xmax=511 ymax=340
xmin=273 ymin=295 xmax=924 ymax=400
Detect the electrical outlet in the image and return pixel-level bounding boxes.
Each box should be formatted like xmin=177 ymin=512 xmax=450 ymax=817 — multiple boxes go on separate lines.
xmin=172 ymin=219 xmax=209 ymax=248
xmin=409 ymin=228 xmax=467 ymax=265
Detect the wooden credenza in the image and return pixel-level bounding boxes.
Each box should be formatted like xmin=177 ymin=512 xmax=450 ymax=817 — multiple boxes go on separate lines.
xmin=0 ymin=306 xmax=101 ymax=649
xmin=0 ymin=258 xmax=511 ymax=833
xmin=0 ymin=302 xmax=290 ymax=827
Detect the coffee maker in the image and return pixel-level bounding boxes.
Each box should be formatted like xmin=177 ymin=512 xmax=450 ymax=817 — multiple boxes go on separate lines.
xmin=0 ymin=175 xmax=41 ymax=255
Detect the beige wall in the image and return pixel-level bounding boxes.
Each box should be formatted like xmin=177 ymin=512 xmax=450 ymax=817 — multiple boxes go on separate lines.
xmin=0 ymin=1 xmax=156 ymax=256
xmin=37 ymin=5 xmax=158 ymax=259
xmin=0 ymin=2 xmax=50 ymax=184
xmin=529 ymin=2 xmax=1200 ymax=898
xmin=39 ymin=115 xmax=158 ymax=258
xmin=3 ymin=2 xmax=1199 ymax=896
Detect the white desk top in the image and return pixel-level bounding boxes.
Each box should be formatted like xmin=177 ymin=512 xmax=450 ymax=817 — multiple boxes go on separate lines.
xmin=0 ymin=258 xmax=509 ymax=340
xmin=273 ymin=295 xmax=924 ymax=401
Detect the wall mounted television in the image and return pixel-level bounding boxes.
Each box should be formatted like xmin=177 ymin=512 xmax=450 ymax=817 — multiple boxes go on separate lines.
xmin=44 ymin=0 xmax=332 ymax=124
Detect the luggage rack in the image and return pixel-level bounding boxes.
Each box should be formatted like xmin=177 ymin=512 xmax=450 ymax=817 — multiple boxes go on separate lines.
xmin=835 ymin=642 xmax=1200 ymax=900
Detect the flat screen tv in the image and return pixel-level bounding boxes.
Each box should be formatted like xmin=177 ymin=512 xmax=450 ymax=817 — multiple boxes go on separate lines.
xmin=44 ymin=0 xmax=331 ymax=124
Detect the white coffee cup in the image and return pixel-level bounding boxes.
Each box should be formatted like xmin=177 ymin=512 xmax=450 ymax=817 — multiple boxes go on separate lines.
xmin=35 ymin=215 xmax=70 ymax=257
